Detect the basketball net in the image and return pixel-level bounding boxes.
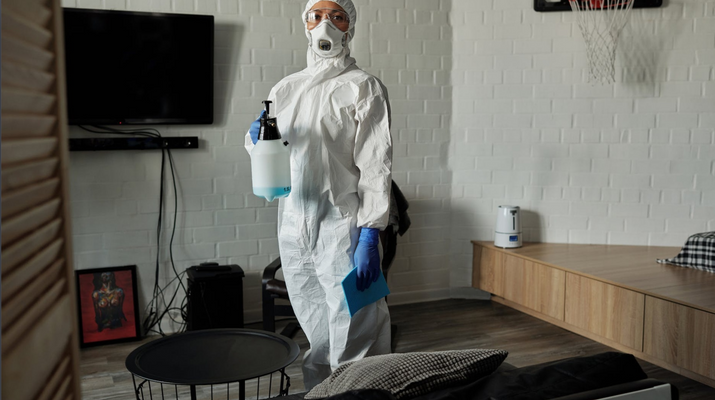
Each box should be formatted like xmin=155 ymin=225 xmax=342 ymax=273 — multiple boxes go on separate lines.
xmin=569 ymin=0 xmax=635 ymax=84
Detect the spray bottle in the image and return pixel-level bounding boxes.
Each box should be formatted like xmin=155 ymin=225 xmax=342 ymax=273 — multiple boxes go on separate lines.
xmin=251 ymin=100 xmax=291 ymax=202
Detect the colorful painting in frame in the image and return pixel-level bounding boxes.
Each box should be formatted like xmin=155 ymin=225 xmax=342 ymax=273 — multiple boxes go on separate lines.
xmin=76 ymin=265 xmax=141 ymax=347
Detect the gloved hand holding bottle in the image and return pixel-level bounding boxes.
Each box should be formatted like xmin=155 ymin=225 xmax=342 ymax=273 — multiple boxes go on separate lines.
xmin=353 ymin=227 xmax=381 ymax=291
xmin=247 ymin=103 xmax=290 ymax=202
xmin=249 ymin=110 xmax=266 ymax=144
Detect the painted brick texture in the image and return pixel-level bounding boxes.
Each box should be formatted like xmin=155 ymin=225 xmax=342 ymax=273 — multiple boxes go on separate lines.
xmin=450 ymin=0 xmax=715 ymax=286
xmin=63 ymin=0 xmax=453 ymax=329
xmin=63 ymin=0 xmax=715 ymax=327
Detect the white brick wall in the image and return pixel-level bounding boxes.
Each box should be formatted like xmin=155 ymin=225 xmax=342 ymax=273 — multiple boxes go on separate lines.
xmin=450 ymin=0 xmax=715 ymax=287
xmin=65 ymin=0 xmax=715 ymax=329
xmin=64 ymin=0 xmax=454 ymax=329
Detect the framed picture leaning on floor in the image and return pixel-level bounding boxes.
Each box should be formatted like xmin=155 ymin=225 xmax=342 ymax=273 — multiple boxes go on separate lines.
xmin=75 ymin=265 xmax=141 ymax=347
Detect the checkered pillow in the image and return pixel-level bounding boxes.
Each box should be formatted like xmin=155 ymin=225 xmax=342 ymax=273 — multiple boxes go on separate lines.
xmin=657 ymin=231 xmax=715 ymax=273
xmin=304 ymin=349 xmax=508 ymax=400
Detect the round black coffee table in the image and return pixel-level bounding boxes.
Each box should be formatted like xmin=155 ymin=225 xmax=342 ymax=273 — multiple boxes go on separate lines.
xmin=126 ymin=329 xmax=300 ymax=400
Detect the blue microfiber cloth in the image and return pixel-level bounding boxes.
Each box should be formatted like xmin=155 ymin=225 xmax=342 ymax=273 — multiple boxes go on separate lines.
xmin=341 ymin=268 xmax=390 ymax=317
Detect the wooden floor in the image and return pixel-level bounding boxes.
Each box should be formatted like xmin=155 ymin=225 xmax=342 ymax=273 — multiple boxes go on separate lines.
xmin=80 ymin=299 xmax=715 ymax=400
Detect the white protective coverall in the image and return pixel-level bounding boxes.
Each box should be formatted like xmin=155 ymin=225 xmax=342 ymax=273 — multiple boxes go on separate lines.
xmin=244 ymin=0 xmax=392 ymax=390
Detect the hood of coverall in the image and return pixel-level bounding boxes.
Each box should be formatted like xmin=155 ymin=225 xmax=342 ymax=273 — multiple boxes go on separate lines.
xmin=302 ymin=0 xmax=357 ymax=78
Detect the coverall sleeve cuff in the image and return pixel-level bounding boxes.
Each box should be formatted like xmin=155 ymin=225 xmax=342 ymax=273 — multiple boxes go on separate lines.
xmin=244 ymin=131 xmax=255 ymax=156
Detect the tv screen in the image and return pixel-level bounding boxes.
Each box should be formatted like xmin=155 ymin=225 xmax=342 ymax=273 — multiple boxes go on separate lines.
xmin=63 ymin=8 xmax=214 ymax=125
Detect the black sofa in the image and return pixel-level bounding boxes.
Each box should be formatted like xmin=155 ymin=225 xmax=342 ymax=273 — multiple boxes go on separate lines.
xmin=284 ymin=352 xmax=678 ymax=400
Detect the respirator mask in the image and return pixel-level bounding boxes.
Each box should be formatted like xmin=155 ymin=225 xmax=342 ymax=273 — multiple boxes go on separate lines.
xmin=309 ymin=19 xmax=347 ymax=58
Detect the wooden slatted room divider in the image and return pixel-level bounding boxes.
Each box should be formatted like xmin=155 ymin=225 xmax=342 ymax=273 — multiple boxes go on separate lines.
xmin=1 ymin=0 xmax=82 ymax=398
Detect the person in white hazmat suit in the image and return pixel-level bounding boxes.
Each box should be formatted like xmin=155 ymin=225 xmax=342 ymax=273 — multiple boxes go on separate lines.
xmin=244 ymin=0 xmax=392 ymax=390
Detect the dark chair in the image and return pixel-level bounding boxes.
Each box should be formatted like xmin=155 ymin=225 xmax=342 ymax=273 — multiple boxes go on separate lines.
xmin=262 ymin=257 xmax=301 ymax=338
xmin=261 ymin=181 xmax=411 ymax=344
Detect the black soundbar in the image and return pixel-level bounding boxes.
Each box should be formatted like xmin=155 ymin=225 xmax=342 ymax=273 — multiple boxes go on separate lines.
xmin=69 ymin=136 xmax=199 ymax=151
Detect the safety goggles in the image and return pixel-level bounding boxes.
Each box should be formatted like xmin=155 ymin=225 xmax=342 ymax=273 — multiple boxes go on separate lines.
xmin=305 ymin=8 xmax=350 ymax=31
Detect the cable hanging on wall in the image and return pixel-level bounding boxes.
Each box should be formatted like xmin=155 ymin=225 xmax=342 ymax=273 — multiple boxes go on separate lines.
xmin=79 ymin=125 xmax=189 ymax=336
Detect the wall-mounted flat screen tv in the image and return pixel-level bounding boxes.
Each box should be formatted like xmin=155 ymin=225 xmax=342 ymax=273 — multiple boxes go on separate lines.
xmin=63 ymin=8 xmax=214 ymax=125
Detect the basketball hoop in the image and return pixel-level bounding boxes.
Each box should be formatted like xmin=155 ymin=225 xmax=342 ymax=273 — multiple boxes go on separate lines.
xmin=569 ymin=0 xmax=635 ymax=84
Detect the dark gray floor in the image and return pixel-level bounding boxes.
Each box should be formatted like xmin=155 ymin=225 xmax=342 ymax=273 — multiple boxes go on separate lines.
xmin=80 ymin=299 xmax=715 ymax=399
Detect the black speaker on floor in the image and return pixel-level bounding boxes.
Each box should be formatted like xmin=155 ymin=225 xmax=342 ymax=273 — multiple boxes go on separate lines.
xmin=186 ymin=263 xmax=244 ymax=331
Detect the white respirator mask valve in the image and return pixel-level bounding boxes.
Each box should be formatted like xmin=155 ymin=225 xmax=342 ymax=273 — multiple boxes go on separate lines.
xmin=309 ymin=20 xmax=346 ymax=58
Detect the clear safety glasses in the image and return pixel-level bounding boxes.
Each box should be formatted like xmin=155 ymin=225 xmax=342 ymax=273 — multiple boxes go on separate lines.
xmin=305 ymin=8 xmax=350 ymax=31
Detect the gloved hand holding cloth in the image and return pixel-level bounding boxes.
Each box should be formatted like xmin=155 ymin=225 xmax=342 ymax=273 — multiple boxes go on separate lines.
xmin=354 ymin=227 xmax=381 ymax=291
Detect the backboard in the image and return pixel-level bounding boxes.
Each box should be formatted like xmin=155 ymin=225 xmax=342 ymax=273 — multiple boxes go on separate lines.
xmin=534 ymin=0 xmax=662 ymax=12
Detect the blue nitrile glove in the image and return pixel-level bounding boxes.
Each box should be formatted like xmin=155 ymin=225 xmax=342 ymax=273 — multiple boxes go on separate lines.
xmin=354 ymin=227 xmax=381 ymax=292
xmin=249 ymin=110 xmax=266 ymax=144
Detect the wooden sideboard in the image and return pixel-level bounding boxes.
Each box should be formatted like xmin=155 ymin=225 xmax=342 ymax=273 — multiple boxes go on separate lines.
xmin=472 ymin=241 xmax=715 ymax=388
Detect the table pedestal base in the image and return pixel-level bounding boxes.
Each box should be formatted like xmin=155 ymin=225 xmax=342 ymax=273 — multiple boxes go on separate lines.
xmin=131 ymin=369 xmax=291 ymax=400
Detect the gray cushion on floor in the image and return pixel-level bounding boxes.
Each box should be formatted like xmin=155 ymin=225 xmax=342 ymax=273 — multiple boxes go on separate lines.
xmin=304 ymin=349 xmax=508 ymax=400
